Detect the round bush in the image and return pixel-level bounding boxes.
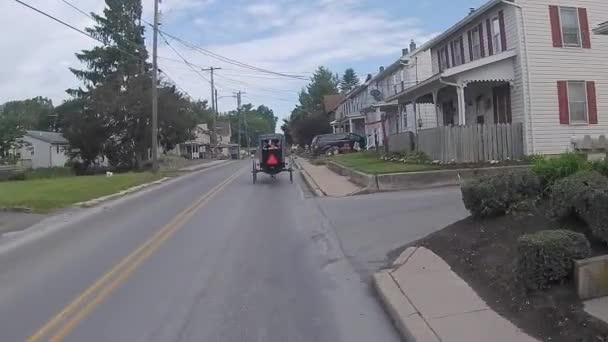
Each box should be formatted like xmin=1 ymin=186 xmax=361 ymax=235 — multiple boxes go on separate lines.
xmin=461 ymin=170 xmax=542 ymax=217
xmin=516 ymin=230 xmax=591 ymax=291
xmin=548 ymin=170 xmax=608 ymax=219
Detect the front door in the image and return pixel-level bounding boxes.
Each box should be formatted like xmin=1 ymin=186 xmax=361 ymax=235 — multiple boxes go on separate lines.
xmin=493 ymin=84 xmax=512 ymax=124
xmin=442 ymin=101 xmax=455 ymax=126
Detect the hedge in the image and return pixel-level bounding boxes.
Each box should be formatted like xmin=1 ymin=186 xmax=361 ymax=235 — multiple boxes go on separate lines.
xmin=548 ymin=171 xmax=608 ymax=243
xmin=516 ymin=230 xmax=591 ymax=290
xmin=532 ymin=153 xmax=589 ymax=185
xmin=461 ymin=170 xmax=542 ymax=217
xmin=548 ymin=170 xmax=608 ymax=219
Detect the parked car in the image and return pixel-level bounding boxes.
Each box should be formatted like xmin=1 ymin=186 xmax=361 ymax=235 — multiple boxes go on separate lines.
xmin=311 ymin=133 xmax=366 ymax=156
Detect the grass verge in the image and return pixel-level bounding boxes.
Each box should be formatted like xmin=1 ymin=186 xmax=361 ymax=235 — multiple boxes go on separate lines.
xmin=331 ymin=152 xmax=440 ymax=175
xmin=0 ymin=172 xmax=163 ymax=213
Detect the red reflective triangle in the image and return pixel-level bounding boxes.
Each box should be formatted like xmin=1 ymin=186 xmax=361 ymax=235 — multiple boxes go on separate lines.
xmin=267 ymin=153 xmax=278 ymax=166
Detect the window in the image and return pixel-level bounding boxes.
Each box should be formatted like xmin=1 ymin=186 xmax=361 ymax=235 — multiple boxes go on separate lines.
xmin=568 ymin=81 xmax=588 ymax=123
xmin=560 ymin=7 xmax=581 ymax=47
xmin=451 ymin=38 xmax=463 ymax=66
xmin=492 ymin=18 xmax=502 ymax=52
xmin=471 ymin=28 xmax=481 ymax=60
xmin=439 ymin=46 xmax=449 ymax=71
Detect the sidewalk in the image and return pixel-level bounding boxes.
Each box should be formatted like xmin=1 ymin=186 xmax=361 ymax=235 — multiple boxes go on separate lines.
xmin=374 ymin=247 xmax=538 ymax=342
xmin=297 ymin=158 xmax=361 ymax=197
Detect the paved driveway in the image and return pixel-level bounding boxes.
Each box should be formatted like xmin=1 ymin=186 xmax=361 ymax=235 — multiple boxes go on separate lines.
xmin=316 ymin=187 xmax=470 ymax=277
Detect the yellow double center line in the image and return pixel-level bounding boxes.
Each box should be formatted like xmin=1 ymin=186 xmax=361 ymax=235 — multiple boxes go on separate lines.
xmin=29 ymin=167 xmax=244 ymax=341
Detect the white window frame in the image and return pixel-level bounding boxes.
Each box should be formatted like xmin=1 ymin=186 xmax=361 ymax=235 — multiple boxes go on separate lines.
xmin=452 ymin=38 xmax=463 ymax=66
xmin=559 ymin=7 xmax=582 ymax=48
xmin=492 ymin=18 xmax=502 ymax=52
xmin=471 ymin=28 xmax=481 ymax=60
xmin=568 ymin=81 xmax=588 ymax=124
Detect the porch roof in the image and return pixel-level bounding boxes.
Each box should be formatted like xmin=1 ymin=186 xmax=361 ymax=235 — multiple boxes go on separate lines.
xmin=386 ymin=74 xmax=442 ymax=103
xmin=386 ymin=50 xmax=516 ymax=104
xmin=595 ymin=21 xmax=608 ymax=35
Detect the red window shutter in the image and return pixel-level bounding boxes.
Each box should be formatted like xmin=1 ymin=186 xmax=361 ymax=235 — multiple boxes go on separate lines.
xmin=450 ymin=42 xmax=456 ymax=66
xmin=579 ymin=8 xmax=591 ymax=49
xmin=468 ymin=30 xmax=474 ymax=61
xmin=460 ymin=37 xmax=466 ymax=63
xmin=478 ymin=23 xmax=486 ymax=57
xmin=499 ymin=10 xmax=507 ymax=51
xmin=437 ymin=50 xmax=443 ymax=72
xmin=587 ymin=81 xmax=598 ymax=124
xmin=558 ymin=81 xmax=570 ymax=124
xmin=549 ymin=6 xmax=563 ymax=48
xmin=486 ymin=19 xmax=494 ymax=56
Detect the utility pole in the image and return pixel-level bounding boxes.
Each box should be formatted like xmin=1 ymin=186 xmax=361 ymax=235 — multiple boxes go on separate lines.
xmin=151 ymin=0 xmax=160 ymax=171
xmin=202 ymin=67 xmax=221 ymax=157
xmin=236 ymin=91 xmax=242 ymax=159
xmin=214 ymin=88 xmax=219 ymax=116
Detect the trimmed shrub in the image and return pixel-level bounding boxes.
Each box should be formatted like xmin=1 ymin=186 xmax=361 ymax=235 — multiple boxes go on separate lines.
xmin=461 ymin=170 xmax=542 ymax=217
xmin=548 ymin=170 xmax=608 ymax=219
xmin=532 ymin=153 xmax=589 ymax=185
xmin=516 ymin=230 xmax=591 ymax=290
xmin=578 ymin=189 xmax=608 ymax=243
xmin=590 ymin=159 xmax=608 ymax=177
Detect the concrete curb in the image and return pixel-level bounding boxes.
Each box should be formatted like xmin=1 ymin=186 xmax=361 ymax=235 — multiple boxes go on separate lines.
xmin=74 ymin=177 xmax=171 ymax=208
xmin=294 ymin=159 xmax=325 ymax=197
xmin=373 ymin=270 xmax=440 ymax=342
xmin=328 ymin=161 xmax=530 ymax=192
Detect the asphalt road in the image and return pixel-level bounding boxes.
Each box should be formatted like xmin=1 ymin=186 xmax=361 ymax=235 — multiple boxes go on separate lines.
xmin=0 ymin=161 xmax=402 ymax=341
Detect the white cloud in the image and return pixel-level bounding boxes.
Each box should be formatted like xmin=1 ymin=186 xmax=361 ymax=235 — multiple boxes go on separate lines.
xmin=0 ymin=0 xmax=434 ymax=121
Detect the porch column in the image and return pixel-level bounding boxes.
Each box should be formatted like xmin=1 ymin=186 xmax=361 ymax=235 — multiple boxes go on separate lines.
xmin=456 ymin=84 xmax=467 ymax=126
xmin=349 ymin=118 xmax=353 ymax=133
xmin=432 ymin=89 xmax=440 ymax=127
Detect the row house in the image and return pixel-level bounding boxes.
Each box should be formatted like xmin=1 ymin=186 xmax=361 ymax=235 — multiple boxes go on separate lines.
xmin=387 ymin=0 xmax=608 ymax=155
xmin=333 ymin=40 xmax=434 ymax=149
xmin=332 ymin=80 xmax=372 ymax=138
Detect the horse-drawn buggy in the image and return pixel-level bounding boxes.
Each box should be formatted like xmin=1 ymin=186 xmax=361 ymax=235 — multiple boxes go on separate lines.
xmin=252 ymin=134 xmax=293 ymax=184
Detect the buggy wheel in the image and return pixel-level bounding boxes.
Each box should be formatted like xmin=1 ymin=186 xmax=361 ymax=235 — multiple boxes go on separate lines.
xmin=252 ymin=161 xmax=257 ymax=184
xmin=289 ymin=170 xmax=293 ymax=184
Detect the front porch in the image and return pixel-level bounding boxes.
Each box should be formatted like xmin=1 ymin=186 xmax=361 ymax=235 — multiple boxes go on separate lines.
xmin=391 ymin=52 xmax=518 ymax=128
xmin=332 ymin=115 xmax=365 ymax=135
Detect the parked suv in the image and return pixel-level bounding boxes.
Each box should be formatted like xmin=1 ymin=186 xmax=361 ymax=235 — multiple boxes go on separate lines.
xmin=311 ymin=133 xmax=366 ymax=156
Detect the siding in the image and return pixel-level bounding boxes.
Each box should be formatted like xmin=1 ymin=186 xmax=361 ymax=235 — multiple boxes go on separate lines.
xmin=520 ymin=0 xmax=608 ymax=154
xmin=431 ymin=3 xmax=518 ymax=75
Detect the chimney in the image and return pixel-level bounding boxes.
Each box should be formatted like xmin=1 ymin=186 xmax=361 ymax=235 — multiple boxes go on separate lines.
xmin=469 ymin=8 xmax=476 ymax=15
xmin=409 ymin=39 xmax=417 ymax=52
xmin=402 ymin=48 xmax=409 ymax=56
xmin=379 ymin=66 xmax=385 ymax=73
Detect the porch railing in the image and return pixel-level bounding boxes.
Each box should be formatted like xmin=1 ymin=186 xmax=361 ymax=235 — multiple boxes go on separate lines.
xmin=417 ymin=123 xmax=524 ymax=164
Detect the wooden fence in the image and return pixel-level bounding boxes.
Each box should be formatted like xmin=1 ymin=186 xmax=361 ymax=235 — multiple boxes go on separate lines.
xmin=417 ymin=123 xmax=524 ymax=164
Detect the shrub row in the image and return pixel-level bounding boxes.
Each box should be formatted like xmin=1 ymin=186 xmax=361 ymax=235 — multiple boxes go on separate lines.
xmin=516 ymin=229 xmax=590 ymax=290
xmin=549 ymin=171 xmax=608 ymax=243
xmin=461 ymin=170 xmax=542 ymax=217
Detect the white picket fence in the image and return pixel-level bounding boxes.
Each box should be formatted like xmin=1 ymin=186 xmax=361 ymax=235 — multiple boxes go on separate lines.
xmin=417 ymin=123 xmax=524 ymax=164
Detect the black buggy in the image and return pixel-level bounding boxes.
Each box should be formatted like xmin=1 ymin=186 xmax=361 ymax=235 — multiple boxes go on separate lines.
xmin=252 ymin=134 xmax=293 ymax=184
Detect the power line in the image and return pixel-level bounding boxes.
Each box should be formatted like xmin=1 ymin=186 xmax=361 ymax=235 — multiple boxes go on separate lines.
xmin=159 ymin=31 xmax=211 ymax=84
xmin=151 ymin=26 xmax=309 ymax=80
xmin=14 ymin=0 xmax=144 ymax=63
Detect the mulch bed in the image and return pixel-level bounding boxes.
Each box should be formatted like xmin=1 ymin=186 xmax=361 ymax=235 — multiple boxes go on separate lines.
xmin=415 ymin=208 xmax=608 ymax=342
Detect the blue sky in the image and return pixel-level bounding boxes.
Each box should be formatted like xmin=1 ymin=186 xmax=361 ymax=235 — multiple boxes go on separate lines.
xmin=1 ymin=0 xmax=487 ymax=122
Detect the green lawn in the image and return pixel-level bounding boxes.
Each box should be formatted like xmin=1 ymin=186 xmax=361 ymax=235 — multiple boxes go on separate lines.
xmin=331 ymin=153 xmax=441 ymax=175
xmin=0 ymin=172 xmax=163 ymax=213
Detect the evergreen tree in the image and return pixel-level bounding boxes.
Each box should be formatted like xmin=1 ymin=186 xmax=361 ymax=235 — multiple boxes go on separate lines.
xmin=340 ymin=68 xmax=360 ymax=94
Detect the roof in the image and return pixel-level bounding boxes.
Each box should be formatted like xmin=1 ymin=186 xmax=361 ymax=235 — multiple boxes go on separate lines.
xmin=25 ymin=130 xmax=68 ymax=144
xmin=594 ymin=21 xmax=608 ymax=35
xmin=416 ymin=0 xmax=504 ymax=51
xmin=323 ymin=95 xmax=344 ymax=113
